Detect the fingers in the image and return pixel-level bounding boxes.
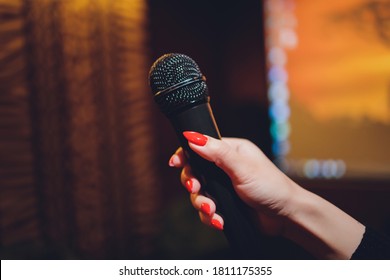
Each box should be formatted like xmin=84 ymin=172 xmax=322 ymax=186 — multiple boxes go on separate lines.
xmin=191 ymin=193 xmax=223 ymax=230
xmin=169 ymin=147 xmax=201 ymax=194
xmin=183 ymin=170 xmax=224 ymax=230
xmin=190 ymin=193 xmax=215 ymax=216
xmin=199 ymin=212 xmax=224 ymax=231
xmin=168 ymin=147 xmax=186 ymax=167
xmin=182 ymin=132 xmax=244 ymax=180
xmin=180 ymin=165 xmax=201 ymax=194
xmin=168 ymin=144 xmax=225 ymax=230
xmin=181 ymin=173 xmax=224 ymax=230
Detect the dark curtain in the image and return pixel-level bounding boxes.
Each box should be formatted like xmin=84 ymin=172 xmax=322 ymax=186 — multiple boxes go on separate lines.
xmin=0 ymin=0 xmax=162 ymax=259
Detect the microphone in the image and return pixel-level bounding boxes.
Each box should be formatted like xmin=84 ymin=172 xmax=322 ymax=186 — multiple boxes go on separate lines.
xmin=149 ymin=53 xmax=263 ymax=258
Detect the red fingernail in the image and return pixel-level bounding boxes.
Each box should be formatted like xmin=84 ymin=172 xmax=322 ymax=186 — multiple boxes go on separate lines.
xmin=183 ymin=131 xmax=208 ymax=146
xmin=211 ymin=219 xmax=223 ymax=231
xmin=200 ymin=203 xmax=211 ymax=216
xmin=185 ymin=179 xmax=193 ymax=193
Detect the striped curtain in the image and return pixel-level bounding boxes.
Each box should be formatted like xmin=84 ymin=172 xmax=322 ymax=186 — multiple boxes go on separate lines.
xmin=0 ymin=0 xmax=161 ymax=259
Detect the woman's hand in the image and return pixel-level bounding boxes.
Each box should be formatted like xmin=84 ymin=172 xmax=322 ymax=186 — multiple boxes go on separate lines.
xmin=169 ymin=131 xmax=365 ymax=259
xmin=169 ymin=132 xmax=297 ymax=235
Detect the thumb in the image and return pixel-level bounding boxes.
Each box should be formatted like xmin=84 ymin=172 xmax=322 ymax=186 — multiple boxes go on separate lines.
xmin=183 ymin=131 xmax=242 ymax=180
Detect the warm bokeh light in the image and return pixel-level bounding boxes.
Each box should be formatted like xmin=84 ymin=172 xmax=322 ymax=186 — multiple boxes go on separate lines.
xmin=287 ymin=0 xmax=390 ymax=124
xmin=0 ymin=0 xmax=162 ymax=259
xmin=265 ymin=0 xmax=390 ymax=179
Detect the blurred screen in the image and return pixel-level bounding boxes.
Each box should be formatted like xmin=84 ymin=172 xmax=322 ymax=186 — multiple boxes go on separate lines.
xmin=264 ymin=0 xmax=390 ymax=179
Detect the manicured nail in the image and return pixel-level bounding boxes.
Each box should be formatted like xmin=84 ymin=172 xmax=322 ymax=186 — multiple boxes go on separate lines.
xmin=168 ymin=155 xmax=175 ymax=167
xmin=185 ymin=179 xmax=193 ymax=193
xmin=211 ymin=219 xmax=223 ymax=231
xmin=183 ymin=131 xmax=208 ymax=146
xmin=200 ymin=203 xmax=211 ymax=216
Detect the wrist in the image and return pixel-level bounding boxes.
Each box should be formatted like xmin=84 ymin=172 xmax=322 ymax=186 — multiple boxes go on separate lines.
xmin=281 ymin=182 xmax=365 ymax=259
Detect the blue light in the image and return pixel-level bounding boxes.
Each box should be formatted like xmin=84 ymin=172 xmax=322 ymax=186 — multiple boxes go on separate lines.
xmin=269 ymin=100 xmax=290 ymax=123
xmin=268 ymin=81 xmax=289 ymax=102
xmin=267 ymin=65 xmax=288 ymax=83
xmin=272 ymin=140 xmax=290 ymax=156
xmin=270 ymin=122 xmax=290 ymax=142
xmin=304 ymin=159 xmax=321 ymax=179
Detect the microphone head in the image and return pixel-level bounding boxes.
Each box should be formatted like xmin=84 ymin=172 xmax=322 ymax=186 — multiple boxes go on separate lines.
xmin=148 ymin=53 xmax=209 ymax=115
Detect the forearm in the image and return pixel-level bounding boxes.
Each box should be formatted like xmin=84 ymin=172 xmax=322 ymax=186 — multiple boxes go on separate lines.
xmin=282 ymin=182 xmax=365 ymax=259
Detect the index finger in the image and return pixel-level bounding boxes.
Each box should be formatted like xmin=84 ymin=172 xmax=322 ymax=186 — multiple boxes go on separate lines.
xmin=168 ymin=147 xmax=187 ymax=167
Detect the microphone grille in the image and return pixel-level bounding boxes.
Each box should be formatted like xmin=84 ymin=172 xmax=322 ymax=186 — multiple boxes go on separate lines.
xmin=148 ymin=53 xmax=208 ymax=115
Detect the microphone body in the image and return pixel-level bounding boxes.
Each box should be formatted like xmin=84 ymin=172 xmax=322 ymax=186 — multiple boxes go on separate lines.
xmin=171 ymin=102 xmax=262 ymax=258
xmin=149 ymin=53 xmax=265 ymax=258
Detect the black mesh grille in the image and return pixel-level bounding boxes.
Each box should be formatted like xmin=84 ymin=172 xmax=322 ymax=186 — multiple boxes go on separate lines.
xmin=148 ymin=53 xmax=209 ymax=115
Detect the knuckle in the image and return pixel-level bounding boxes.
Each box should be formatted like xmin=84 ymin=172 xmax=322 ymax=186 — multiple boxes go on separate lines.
xmin=214 ymin=142 xmax=232 ymax=167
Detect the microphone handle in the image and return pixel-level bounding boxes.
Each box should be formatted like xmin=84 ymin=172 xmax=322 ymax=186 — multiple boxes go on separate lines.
xmin=170 ymin=102 xmax=263 ymax=258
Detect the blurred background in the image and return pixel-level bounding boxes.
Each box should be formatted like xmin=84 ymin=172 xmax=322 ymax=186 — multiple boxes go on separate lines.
xmin=0 ymin=0 xmax=389 ymax=259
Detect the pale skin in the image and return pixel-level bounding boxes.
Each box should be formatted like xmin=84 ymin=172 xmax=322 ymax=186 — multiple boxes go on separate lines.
xmin=169 ymin=133 xmax=365 ymax=259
